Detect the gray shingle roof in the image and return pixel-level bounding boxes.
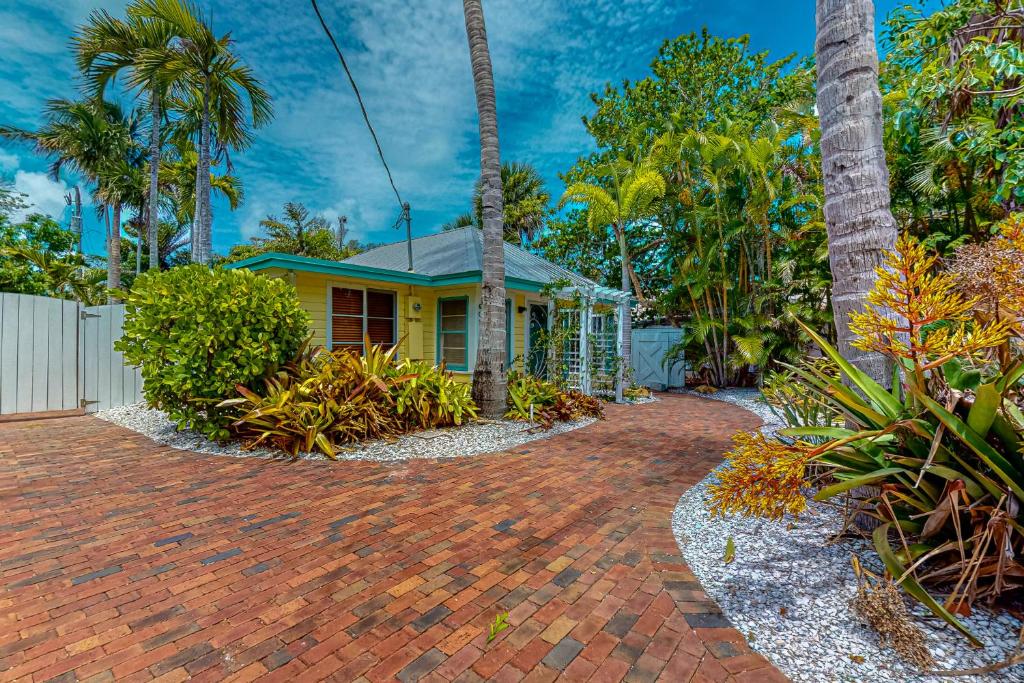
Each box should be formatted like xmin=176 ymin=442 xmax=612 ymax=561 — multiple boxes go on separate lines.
xmin=342 ymin=227 xmax=622 ymax=298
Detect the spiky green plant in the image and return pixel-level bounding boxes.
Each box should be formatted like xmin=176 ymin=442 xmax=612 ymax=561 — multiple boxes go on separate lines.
xmin=709 ymin=226 xmax=1024 ymax=645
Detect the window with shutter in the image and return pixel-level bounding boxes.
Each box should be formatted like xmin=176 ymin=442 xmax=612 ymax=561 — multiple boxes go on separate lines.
xmin=331 ymin=287 xmax=364 ymax=353
xmin=330 ymin=287 xmax=396 ymax=353
xmin=366 ymin=290 xmax=396 ymax=347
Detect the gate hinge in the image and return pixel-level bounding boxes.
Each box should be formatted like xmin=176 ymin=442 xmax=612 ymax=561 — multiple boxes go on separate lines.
xmin=80 ymin=398 xmax=99 ymax=408
xmin=80 ymin=311 xmax=101 ymax=320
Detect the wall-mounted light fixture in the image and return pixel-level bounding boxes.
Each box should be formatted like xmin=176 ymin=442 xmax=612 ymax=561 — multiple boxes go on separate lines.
xmin=517 ymin=306 xmax=527 ymax=314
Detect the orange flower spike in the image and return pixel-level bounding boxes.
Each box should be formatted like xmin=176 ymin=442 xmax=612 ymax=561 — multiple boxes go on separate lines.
xmin=850 ymin=233 xmax=1009 ymax=367
xmin=707 ymin=431 xmax=815 ymax=521
xmin=996 ymin=215 xmax=1024 ymax=317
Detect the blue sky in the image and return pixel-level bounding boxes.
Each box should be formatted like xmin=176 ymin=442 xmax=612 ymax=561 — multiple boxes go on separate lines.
xmin=0 ymin=0 xmax=933 ymax=256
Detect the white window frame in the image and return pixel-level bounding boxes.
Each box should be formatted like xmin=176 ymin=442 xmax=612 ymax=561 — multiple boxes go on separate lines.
xmin=325 ymin=282 xmax=398 ymax=353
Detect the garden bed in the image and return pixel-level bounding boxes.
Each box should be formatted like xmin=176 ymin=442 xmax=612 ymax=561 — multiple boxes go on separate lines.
xmin=97 ymin=403 xmax=597 ymax=463
xmin=672 ymin=389 xmax=1023 ymax=682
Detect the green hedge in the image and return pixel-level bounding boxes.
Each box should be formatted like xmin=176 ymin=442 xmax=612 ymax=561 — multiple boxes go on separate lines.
xmin=116 ymin=265 xmax=309 ymax=438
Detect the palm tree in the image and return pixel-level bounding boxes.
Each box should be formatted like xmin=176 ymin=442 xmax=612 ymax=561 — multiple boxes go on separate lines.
xmin=159 ymin=136 xmax=243 ymax=231
xmin=95 ymin=157 xmax=146 ymax=295
xmin=0 ymin=244 xmax=108 ymax=306
xmin=254 ymin=203 xmax=328 ymax=257
xmin=0 ymin=99 xmax=138 ymax=293
xmin=74 ymin=5 xmax=176 ymax=271
xmin=560 ymin=159 xmax=666 ymax=381
xmin=816 ymin=0 xmax=898 ymax=384
xmin=463 ymin=0 xmax=507 ymax=417
xmin=134 ymin=0 xmax=271 ymax=265
xmin=442 ymin=212 xmax=476 ymax=232
xmin=444 ymin=162 xmax=550 ymax=245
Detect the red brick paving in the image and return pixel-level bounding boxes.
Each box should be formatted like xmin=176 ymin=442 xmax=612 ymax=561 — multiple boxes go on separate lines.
xmin=0 ymin=394 xmax=787 ymax=682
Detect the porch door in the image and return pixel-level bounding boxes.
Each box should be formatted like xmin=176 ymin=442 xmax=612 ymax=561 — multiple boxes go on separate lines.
xmin=527 ymin=303 xmax=548 ymax=378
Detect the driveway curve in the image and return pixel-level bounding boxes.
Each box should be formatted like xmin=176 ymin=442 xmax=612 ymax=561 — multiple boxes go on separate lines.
xmin=0 ymin=394 xmax=785 ymax=682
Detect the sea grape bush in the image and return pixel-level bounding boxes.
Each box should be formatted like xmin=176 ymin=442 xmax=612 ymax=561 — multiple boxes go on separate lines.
xmin=117 ymin=265 xmax=309 ymax=439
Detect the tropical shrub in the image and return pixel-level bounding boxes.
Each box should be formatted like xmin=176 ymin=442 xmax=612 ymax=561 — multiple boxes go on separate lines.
xmin=224 ymin=341 xmax=477 ymax=458
xmin=505 ymin=371 xmax=604 ymax=430
xmin=761 ymin=360 xmax=842 ymax=439
xmin=624 ymin=383 xmax=652 ymax=401
xmin=117 ymin=265 xmax=309 ymax=438
xmin=709 ymin=221 xmax=1024 ymax=646
xmin=392 ymin=357 xmax=478 ymax=429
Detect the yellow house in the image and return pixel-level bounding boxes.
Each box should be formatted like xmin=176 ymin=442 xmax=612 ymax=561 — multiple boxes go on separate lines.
xmin=227 ymin=227 xmax=629 ymax=388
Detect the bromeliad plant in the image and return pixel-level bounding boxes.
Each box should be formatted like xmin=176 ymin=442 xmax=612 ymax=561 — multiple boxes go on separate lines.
xmin=709 ymin=221 xmax=1024 ymax=646
xmin=505 ymin=371 xmax=604 ymax=430
xmin=761 ymin=359 xmax=842 ymax=441
xmin=222 ymin=339 xmax=477 ymax=459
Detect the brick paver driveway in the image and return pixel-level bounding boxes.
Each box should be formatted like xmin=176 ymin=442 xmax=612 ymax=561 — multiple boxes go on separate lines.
xmin=0 ymin=394 xmax=785 ymax=683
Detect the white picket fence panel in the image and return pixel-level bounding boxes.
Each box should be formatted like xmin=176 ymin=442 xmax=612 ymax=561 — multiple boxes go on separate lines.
xmin=0 ymin=293 xmax=141 ymax=416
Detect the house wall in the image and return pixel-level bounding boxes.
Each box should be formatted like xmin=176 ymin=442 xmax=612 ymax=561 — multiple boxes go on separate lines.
xmin=262 ymin=268 xmax=535 ymax=384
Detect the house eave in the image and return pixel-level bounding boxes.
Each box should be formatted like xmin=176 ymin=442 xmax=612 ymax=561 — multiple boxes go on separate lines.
xmin=226 ymin=253 xmax=564 ymax=293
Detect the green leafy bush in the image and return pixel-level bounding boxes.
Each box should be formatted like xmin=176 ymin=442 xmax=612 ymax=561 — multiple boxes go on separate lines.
xmin=223 ymin=341 xmax=478 ymax=458
xmin=117 ymin=265 xmax=309 ymax=438
xmin=505 ymin=371 xmax=604 ymax=430
xmin=624 ymin=383 xmax=652 ymax=401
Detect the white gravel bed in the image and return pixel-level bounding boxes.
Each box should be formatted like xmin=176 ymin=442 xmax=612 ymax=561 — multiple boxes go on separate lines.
xmin=97 ymin=403 xmax=596 ymax=463
xmin=672 ymin=388 xmax=1024 ymax=682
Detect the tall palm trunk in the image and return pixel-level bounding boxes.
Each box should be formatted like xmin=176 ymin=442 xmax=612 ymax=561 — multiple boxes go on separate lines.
xmin=463 ymin=0 xmax=507 ymax=417
xmin=815 ymin=0 xmax=897 ymax=385
xmin=72 ymin=186 xmax=83 ymax=255
xmin=147 ymin=87 xmax=161 ymax=271
xmin=108 ymin=204 xmax=122 ymax=301
xmin=193 ymin=79 xmax=212 ymax=265
xmin=615 ymin=223 xmax=632 ymax=396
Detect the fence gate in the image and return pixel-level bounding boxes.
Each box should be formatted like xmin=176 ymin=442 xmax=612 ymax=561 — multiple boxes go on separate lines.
xmin=80 ymin=303 xmax=143 ymax=412
xmin=0 ymin=293 xmax=142 ymax=416
xmin=631 ymin=326 xmax=685 ymax=391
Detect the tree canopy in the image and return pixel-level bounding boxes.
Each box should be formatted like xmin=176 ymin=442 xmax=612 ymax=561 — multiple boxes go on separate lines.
xmin=221 ymin=202 xmax=363 ymax=264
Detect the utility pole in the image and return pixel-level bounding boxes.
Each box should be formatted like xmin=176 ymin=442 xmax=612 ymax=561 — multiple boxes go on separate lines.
xmin=400 ymin=203 xmax=413 ymax=271
xmin=65 ymin=188 xmax=83 ymax=254
xmin=337 ymin=215 xmax=348 ymax=249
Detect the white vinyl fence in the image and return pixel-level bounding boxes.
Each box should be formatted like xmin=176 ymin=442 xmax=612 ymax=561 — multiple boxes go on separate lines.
xmin=0 ymin=293 xmax=142 ymax=416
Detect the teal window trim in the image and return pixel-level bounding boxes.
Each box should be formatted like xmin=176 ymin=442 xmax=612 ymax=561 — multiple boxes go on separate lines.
xmin=505 ymin=299 xmax=513 ymax=369
xmin=437 ymin=296 xmax=470 ymax=372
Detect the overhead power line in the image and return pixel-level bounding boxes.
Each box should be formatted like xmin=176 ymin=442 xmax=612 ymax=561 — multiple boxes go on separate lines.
xmin=310 ymin=0 xmax=404 ymax=210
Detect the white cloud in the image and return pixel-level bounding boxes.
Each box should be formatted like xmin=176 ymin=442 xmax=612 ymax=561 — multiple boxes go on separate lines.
xmin=219 ymin=0 xmax=694 ymax=246
xmin=1 ymin=0 xmax=694 ymax=250
xmin=12 ymin=170 xmax=74 ymax=222
xmin=0 ymin=149 xmax=18 ymax=172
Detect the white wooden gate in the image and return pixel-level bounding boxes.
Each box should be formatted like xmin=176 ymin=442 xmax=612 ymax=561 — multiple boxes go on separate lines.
xmin=80 ymin=303 xmax=143 ymax=412
xmin=631 ymin=326 xmax=685 ymax=390
xmin=0 ymin=293 xmax=142 ymax=416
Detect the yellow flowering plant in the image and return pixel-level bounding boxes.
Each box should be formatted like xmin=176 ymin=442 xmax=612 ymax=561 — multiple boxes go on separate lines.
xmin=850 ymin=233 xmax=1012 ymax=376
xmin=707 ymin=222 xmax=1024 ymax=646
